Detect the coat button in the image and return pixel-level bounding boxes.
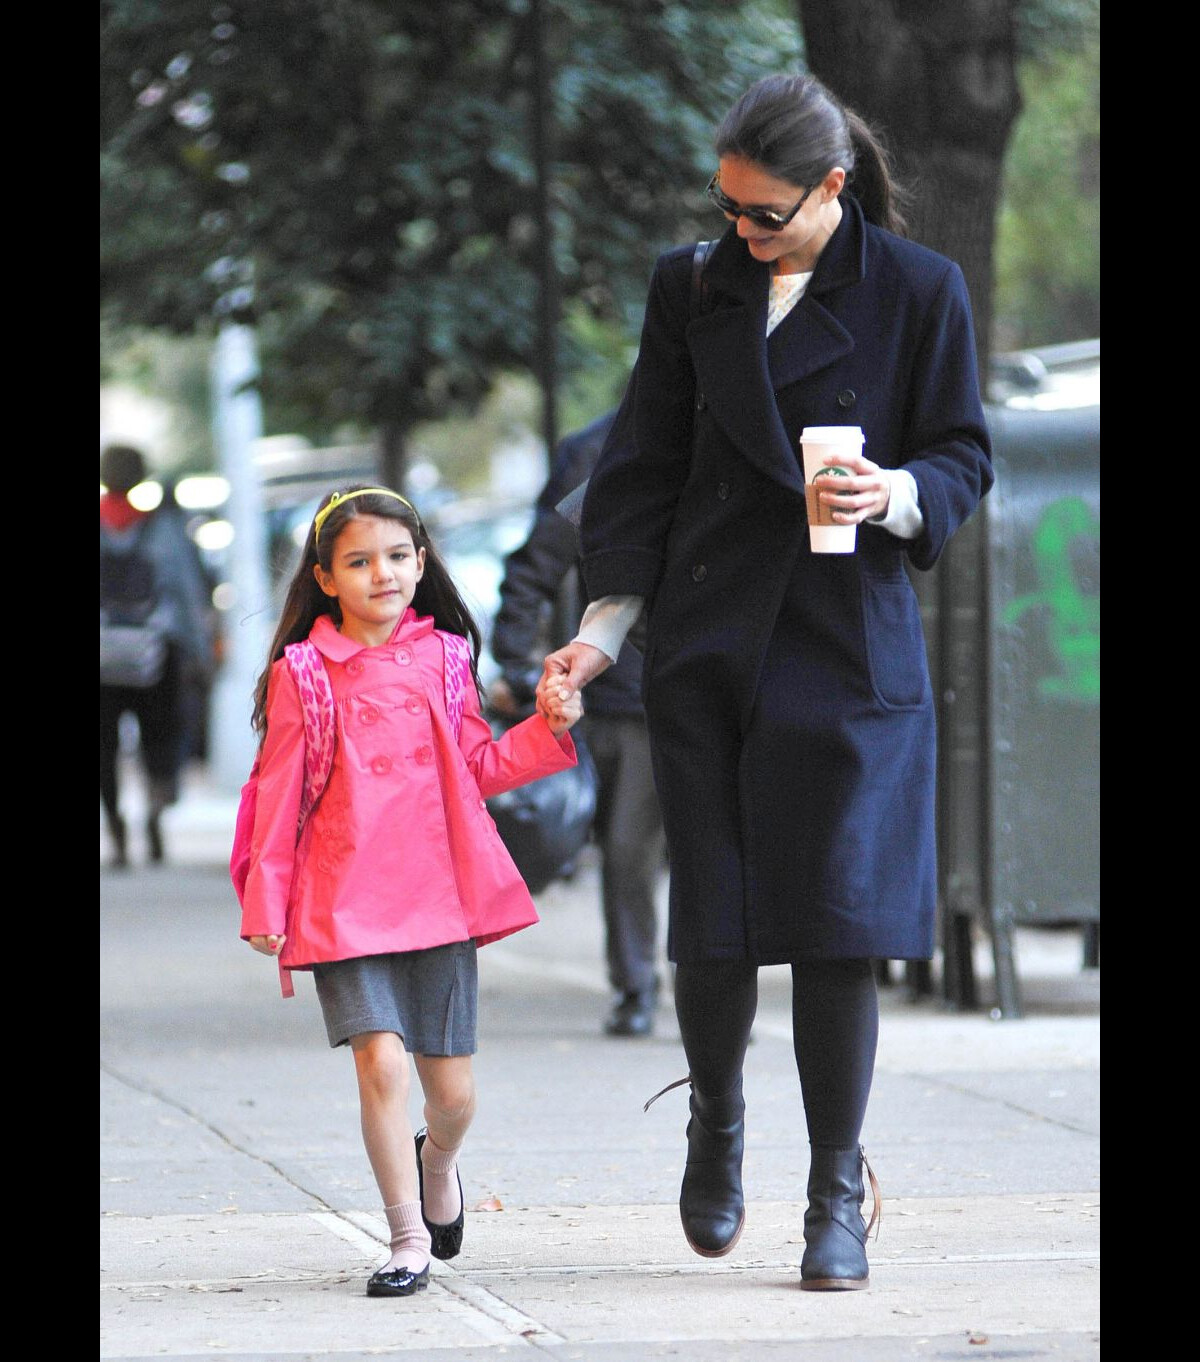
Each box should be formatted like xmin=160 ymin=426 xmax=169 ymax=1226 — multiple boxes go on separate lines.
xmin=371 ymin=755 xmax=393 ymax=775
xmin=346 ymin=659 xmax=364 ymax=675
xmin=696 ymin=391 xmax=707 ymax=411
xmin=837 ymin=388 xmax=856 ymax=408
xmin=394 ymin=648 xmax=413 ymax=666
xmin=405 ymin=696 xmax=424 ymax=714
xmin=414 ymin=746 xmax=433 ymax=766
xmin=692 ymin=564 xmax=707 ymax=582
xmin=360 ymin=706 xmax=380 ymax=725
xmin=717 ymin=482 xmax=730 ymax=500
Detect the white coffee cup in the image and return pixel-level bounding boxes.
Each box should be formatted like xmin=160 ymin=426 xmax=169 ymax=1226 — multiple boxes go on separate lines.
xmin=800 ymin=425 xmax=865 ymax=553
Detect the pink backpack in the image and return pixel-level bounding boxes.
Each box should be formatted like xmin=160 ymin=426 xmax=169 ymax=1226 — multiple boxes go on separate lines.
xmin=230 ymin=629 xmax=474 ymax=911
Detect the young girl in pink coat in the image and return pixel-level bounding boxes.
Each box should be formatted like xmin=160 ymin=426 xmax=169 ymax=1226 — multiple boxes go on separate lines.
xmin=240 ymin=485 xmax=581 ymax=1298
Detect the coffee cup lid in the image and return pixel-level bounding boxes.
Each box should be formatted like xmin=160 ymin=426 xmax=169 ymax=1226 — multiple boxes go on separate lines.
xmin=800 ymin=426 xmax=864 ymax=442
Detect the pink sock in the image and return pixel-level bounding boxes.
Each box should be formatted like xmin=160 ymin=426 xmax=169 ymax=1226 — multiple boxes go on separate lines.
xmin=421 ymin=1134 xmax=464 ymax=1225
xmin=383 ymin=1200 xmax=430 ymax=1274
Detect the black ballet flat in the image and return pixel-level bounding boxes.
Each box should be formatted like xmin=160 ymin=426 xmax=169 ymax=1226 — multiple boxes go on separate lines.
xmin=366 ymin=1262 xmax=430 ymax=1297
xmin=415 ymin=1127 xmax=465 ymax=1260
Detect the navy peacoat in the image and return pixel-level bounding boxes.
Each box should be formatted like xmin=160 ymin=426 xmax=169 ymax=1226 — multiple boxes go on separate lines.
xmin=579 ymin=196 xmax=994 ymax=964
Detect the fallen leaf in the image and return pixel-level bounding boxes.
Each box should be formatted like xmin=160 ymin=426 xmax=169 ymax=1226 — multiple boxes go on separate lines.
xmin=473 ymin=1196 xmax=504 ymax=1212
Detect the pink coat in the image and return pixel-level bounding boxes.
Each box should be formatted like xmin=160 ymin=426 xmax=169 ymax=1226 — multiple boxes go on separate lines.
xmin=240 ymin=610 xmax=576 ymax=988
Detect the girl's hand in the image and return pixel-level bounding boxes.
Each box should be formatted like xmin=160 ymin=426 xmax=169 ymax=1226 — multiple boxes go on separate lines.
xmin=815 ymin=453 xmax=893 ymax=524
xmin=542 ymin=685 xmax=584 ymax=737
xmin=249 ymin=934 xmax=286 ymax=956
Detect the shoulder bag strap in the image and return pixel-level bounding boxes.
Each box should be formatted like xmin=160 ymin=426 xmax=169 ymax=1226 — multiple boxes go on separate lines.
xmin=690 ymin=239 xmax=715 ymax=321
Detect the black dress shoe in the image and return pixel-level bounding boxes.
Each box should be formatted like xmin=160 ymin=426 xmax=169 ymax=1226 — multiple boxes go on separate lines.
xmin=415 ymin=1128 xmax=464 ymax=1260
xmin=366 ymin=1262 xmax=430 ymax=1297
xmin=604 ymin=992 xmax=656 ymax=1037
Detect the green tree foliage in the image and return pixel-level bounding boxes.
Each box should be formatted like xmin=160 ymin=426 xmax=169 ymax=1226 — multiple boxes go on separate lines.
xmin=100 ymin=0 xmax=800 ymax=447
xmin=994 ymin=22 xmax=1099 ymax=347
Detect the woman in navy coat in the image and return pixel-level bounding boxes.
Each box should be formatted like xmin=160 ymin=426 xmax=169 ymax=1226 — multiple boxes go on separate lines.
xmin=539 ymin=73 xmax=993 ymax=1290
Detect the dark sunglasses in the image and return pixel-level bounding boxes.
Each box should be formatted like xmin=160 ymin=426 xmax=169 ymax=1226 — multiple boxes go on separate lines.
xmin=705 ymin=172 xmax=815 ymax=232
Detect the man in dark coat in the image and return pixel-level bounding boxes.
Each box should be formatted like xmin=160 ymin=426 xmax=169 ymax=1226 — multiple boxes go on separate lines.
xmin=489 ymin=411 xmax=667 ymax=1037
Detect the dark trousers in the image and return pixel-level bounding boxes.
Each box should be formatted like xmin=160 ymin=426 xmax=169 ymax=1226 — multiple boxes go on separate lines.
xmin=586 ymin=714 xmax=667 ymax=999
xmin=99 ymin=649 xmax=186 ymax=824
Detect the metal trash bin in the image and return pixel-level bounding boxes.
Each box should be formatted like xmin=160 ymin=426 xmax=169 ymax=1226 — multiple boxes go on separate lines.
xmin=936 ymin=341 xmax=1100 ymax=1017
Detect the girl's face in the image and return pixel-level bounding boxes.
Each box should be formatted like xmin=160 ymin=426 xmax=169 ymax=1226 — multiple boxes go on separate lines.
xmin=716 ymin=154 xmax=845 ymax=275
xmin=314 ymin=515 xmax=426 ymax=647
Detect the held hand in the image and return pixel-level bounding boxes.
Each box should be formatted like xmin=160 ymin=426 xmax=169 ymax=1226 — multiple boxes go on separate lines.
xmin=543 ymin=685 xmax=584 ymax=737
xmin=536 ymin=643 xmax=609 ymax=729
xmin=249 ymin=934 xmax=286 ymax=956
xmin=816 ymin=453 xmax=892 ymax=524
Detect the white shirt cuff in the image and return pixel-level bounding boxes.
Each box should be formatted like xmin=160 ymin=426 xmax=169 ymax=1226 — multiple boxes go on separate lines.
xmin=574 ymin=595 xmax=644 ymax=662
xmin=867 ymin=468 xmax=923 ymax=540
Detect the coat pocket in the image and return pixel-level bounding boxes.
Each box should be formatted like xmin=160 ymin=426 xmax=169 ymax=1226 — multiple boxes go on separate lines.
xmin=860 ymin=574 xmax=931 ymax=710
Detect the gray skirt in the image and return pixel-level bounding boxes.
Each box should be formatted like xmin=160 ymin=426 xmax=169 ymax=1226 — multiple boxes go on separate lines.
xmin=312 ymin=940 xmax=479 ymax=1054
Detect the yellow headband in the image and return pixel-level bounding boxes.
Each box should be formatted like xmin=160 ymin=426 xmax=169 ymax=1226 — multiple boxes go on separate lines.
xmin=313 ymin=488 xmax=419 ymax=544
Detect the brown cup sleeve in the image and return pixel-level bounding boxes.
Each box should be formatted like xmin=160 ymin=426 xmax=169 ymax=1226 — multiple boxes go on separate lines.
xmin=805 ymin=483 xmax=840 ymax=526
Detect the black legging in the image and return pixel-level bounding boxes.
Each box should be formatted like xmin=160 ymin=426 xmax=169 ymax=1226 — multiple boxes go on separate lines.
xmin=673 ymin=958 xmax=879 ymax=1147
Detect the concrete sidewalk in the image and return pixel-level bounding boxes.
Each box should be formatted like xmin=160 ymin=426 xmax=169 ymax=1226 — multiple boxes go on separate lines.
xmin=100 ymin=771 xmax=1099 ymax=1361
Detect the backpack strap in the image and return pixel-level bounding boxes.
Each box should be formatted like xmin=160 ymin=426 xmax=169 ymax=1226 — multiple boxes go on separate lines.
xmin=437 ymin=631 xmax=472 ymax=741
xmin=283 ymin=639 xmax=337 ymax=823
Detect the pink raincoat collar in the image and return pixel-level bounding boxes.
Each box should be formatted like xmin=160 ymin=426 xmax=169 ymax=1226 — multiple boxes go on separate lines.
xmin=308 ymin=608 xmax=435 ymax=662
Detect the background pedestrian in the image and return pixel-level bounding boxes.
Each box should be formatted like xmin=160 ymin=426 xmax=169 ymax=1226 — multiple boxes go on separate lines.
xmin=489 ymin=410 xmax=667 ymax=1038
xmin=100 ymin=443 xmax=215 ymax=866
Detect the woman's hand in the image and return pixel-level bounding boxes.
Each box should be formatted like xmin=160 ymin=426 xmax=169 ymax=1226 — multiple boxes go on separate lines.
xmin=815 ymin=453 xmax=893 ymax=524
xmin=249 ymin=934 xmax=286 ymax=956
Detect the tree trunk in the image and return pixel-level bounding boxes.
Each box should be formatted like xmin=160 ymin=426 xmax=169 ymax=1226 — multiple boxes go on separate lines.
xmin=378 ymin=421 xmax=409 ymax=494
xmin=797 ymin=0 xmax=1022 ymax=378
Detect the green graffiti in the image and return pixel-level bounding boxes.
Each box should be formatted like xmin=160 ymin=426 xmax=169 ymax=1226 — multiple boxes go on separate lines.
xmin=1002 ymin=496 xmax=1100 ymax=703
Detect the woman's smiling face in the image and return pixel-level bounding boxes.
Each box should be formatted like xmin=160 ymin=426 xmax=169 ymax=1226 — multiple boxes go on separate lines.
xmin=314 ymin=515 xmax=425 ymax=646
xmin=716 ymin=154 xmax=845 ymax=274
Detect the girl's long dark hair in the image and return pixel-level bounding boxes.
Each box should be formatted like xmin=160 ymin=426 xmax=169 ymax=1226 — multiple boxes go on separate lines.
xmin=251 ymin=486 xmax=483 ymax=738
xmin=715 ymin=73 xmax=909 ymax=236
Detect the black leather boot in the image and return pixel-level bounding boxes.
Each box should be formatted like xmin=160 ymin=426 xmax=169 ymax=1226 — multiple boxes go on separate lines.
xmin=646 ymin=1075 xmax=746 ymax=1257
xmin=799 ymin=1144 xmax=880 ymax=1290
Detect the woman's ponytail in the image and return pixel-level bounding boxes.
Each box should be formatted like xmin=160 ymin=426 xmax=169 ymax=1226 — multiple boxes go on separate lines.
xmin=844 ymin=109 xmax=909 ymax=237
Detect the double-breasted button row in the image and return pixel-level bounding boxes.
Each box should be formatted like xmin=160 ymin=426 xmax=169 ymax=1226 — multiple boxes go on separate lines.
xmin=359 ymin=705 xmax=381 ymax=726
xmin=370 ymin=755 xmax=392 ymax=775
xmin=692 ymin=565 xmax=707 ymax=582
xmin=837 ymin=388 xmax=856 ymax=409
xmin=393 ymin=648 xmax=413 ymax=666
xmin=405 ymin=695 xmax=424 ymax=715
xmin=414 ymin=746 xmax=433 ymax=766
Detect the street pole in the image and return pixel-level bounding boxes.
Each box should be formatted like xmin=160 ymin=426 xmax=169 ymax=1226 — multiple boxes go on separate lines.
xmin=208 ymin=322 xmax=273 ymax=792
